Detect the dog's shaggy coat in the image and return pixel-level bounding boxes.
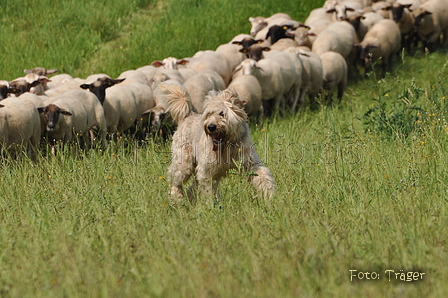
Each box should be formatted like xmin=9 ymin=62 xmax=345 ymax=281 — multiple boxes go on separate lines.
xmin=160 ymin=83 xmax=276 ymax=202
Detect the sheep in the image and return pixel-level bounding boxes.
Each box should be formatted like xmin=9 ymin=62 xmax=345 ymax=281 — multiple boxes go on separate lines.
xmin=80 ymin=77 xmax=138 ymax=137
xmin=270 ymin=38 xmax=300 ymax=51
xmin=305 ymin=8 xmax=335 ymax=26
xmin=233 ymin=51 xmax=303 ymax=115
xmin=151 ymin=57 xmax=189 ymax=69
xmin=347 ymin=12 xmax=385 ymax=41
xmin=231 ymin=36 xmax=264 ymax=50
xmin=38 ymin=97 xmax=90 ymax=148
xmin=46 ymin=74 xmax=75 ymax=89
xmin=215 ymin=43 xmax=247 ymax=74
xmin=312 ymin=21 xmax=358 ymax=60
xmin=264 ymin=24 xmax=296 ymax=45
xmin=320 ymin=51 xmax=348 ymax=102
xmin=44 ymin=79 xmax=84 ymax=97
xmin=387 ymin=3 xmax=415 ymax=51
xmin=186 ymin=51 xmax=232 ymax=85
xmin=182 ymin=70 xmax=226 ymax=113
xmin=9 ymin=75 xmax=50 ymax=96
xmin=0 ymin=97 xmax=42 ymax=159
xmin=294 ymin=19 xmax=331 ymax=48
xmin=372 ymin=1 xmax=393 ymax=19
xmin=238 ymin=44 xmax=272 ymax=61
xmin=411 ymin=0 xmax=448 ymax=51
xmin=248 ymin=13 xmax=292 ymax=39
xmin=84 ymin=73 xmax=111 ymax=84
xmin=154 ymin=68 xmax=185 ymax=84
xmin=325 ymin=3 xmax=357 ymax=21
xmin=123 ymin=82 xmax=155 ymax=139
xmin=285 ymin=47 xmax=323 ymax=110
xmin=227 ymin=75 xmax=263 ymax=123
xmin=118 ymin=70 xmax=150 ymax=86
xmin=136 ymin=65 xmax=159 ymax=81
xmin=356 ymin=19 xmax=402 ymax=74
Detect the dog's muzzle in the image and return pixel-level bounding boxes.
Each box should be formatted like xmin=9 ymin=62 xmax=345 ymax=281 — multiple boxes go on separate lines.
xmin=207 ymin=124 xmax=225 ymax=151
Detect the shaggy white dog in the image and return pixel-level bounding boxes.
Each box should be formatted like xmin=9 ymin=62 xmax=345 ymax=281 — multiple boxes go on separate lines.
xmin=160 ymin=83 xmax=276 ymax=203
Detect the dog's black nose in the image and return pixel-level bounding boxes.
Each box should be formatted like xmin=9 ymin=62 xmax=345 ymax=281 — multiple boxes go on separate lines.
xmin=207 ymin=124 xmax=217 ymax=132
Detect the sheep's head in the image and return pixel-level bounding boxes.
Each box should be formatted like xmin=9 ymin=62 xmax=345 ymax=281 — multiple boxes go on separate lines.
xmin=412 ymin=7 xmax=432 ymax=28
xmin=38 ymin=104 xmax=72 ymax=132
xmin=239 ymin=45 xmax=270 ymax=61
xmin=24 ymin=67 xmax=59 ymax=77
xmin=80 ymin=77 xmax=125 ymax=104
xmin=8 ymin=79 xmax=42 ymax=96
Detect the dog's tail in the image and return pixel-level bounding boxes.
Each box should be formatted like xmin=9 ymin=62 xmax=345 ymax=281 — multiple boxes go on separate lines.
xmin=158 ymin=83 xmax=193 ymax=124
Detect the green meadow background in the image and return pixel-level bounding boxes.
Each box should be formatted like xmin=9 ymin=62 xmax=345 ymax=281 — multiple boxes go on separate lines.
xmin=0 ymin=0 xmax=447 ymax=297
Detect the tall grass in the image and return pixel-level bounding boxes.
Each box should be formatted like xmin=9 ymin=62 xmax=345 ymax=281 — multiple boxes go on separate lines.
xmin=0 ymin=0 xmax=447 ymax=297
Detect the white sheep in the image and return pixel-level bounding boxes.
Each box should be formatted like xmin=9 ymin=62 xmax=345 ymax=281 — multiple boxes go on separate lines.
xmin=124 ymin=82 xmax=155 ymax=139
xmin=249 ymin=13 xmax=292 ymax=40
xmin=285 ymin=47 xmax=323 ymax=110
xmin=118 ymin=69 xmax=150 ymax=86
xmin=186 ymin=51 xmax=232 ymax=86
xmin=227 ymin=75 xmax=263 ymax=123
xmin=347 ymin=12 xmax=385 ymax=41
xmin=80 ymin=78 xmax=138 ymax=136
xmin=0 ymin=97 xmax=42 ymax=158
xmin=357 ymin=19 xmax=402 ymax=74
xmin=320 ymin=51 xmax=348 ymax=102
xmin=233 ymin=51 xmax=303 ymax=115
xmin=411 ymin=0 xmax=448 ymax=50
xmin=151 ymin=57 xmax=189 ymax=69
xmin=215 ymin=43 xmax=247 ymax=75
xmin=136 ymin=65 xmax=159 ymax=81
xmin=38 ymin=97 xmax=90 ymax=147
xmin=182 ymin=70 xmax=226 ymax=113
xmin=305 ymin=8 xmax=335 ymax=26
xmin=312 ymin=21 xmax=358 ymax=59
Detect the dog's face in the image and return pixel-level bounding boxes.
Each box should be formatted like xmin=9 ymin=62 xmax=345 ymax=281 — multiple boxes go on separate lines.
xmin=202 ymin=89 xmax=248 ymax=151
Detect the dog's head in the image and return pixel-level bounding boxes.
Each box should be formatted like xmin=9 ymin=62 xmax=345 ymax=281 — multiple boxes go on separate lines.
xmin=202 ymin=88 xmax=248 ymax=151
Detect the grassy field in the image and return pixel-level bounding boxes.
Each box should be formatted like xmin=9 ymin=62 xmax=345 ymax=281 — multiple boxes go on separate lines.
xmin=0 ymin=0 xmax=447 ymax=297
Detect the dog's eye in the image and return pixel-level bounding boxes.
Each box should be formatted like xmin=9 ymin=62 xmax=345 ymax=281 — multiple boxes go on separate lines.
xmin=219 ymin=112 xmax=224 ymax=117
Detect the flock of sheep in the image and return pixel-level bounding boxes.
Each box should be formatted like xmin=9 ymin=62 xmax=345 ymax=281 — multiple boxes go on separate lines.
xmin=0 ymin=0 xmax=447 ymax=158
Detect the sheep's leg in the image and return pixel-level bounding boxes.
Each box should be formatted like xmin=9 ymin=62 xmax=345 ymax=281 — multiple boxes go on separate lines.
xmin=337 ymin=82 xmax=345 ymax=102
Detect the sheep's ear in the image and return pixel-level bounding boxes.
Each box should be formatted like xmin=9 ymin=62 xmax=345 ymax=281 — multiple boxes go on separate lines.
xmin=326 ymin=8 xmax=336 ymax=13
xmin=30 ymin=80 xmax=41 ymax=88
xmin=382 ymin=6 xmax=391 ymax=11
xmin=249 ymin=17 xmax=255 ymax=22
xmin=142 ymin=108 xmax=152 ymax=116
xmin=59 ymin=109 xmax=72 ymax=116
xmin=46 ymin=69 xmax=59 ymax=75
xmin=0 ymin=104 xmax=4 ymax=108
xmin=37 ymin=107 xmax=45 ymax=113
xmin=361 ymin=16 xmax=366 ymax=20
xmin=263 ymin=47 xmax=271 ymax=52
xmin=232 ymin=65 xmax=243 ymax=74
xmin=239 ymin=48 xmax=248 ymax=53
xmin=177 ymin=59 xmax=189 ymax=66
xmin=80 ymin=84 xmax=90 ymax=90
xmin=24 ymin=69 xmax=32 ymax=74
xmin=346 ymin=7 xmax=355 ymax=12
xmin=232 ymin=41 xmax=242 ymax=45
xmin=38 ymin=76 xmax=51 ymax=83
xmin=151 ymin=61 xmax=164 ymax=67
xmin=109 ymin=78 xmax=125 ymax=86
xmin=255 ymin=39 xmax=264 ymax=44
xmin=403 ymin=4 xmax=412 ymax=9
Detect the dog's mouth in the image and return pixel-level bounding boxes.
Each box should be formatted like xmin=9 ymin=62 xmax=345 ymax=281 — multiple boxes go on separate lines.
xmin=210 ymin=132 xmax=226 ymax=151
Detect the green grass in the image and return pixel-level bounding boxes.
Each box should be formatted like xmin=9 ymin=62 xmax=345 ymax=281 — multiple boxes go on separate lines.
xmin=1 ymin=0 xmax=448 ymax=297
